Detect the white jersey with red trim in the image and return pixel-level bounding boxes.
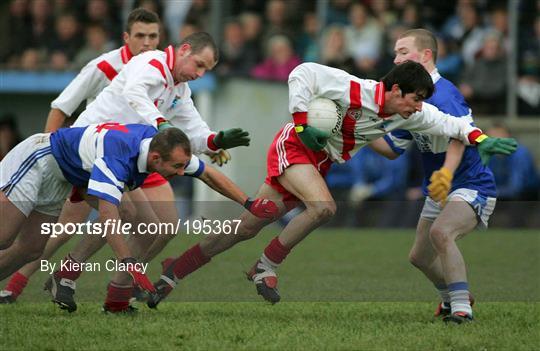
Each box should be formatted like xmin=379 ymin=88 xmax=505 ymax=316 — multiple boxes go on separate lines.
xmin=74 ymin=45 xmax=215 ymax=155
xmin=288 ymin=63 xmax=480 ymax=164
xmin=50 ymin=45 xmax=133 ymax=116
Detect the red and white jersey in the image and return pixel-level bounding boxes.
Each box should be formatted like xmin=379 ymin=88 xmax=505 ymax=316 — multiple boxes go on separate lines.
xmin=288 ymin=63 xmax=480 ymax=164
xmin=51 ymin=45 xmax=134 ymax=116
xmin=74 ymin=45 xmax=215 ymax=155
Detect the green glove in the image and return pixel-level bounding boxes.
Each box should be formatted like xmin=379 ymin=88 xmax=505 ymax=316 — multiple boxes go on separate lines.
xmin=213 ymin=128 xmax=250 ymax=149
xmin=477 ymin=137 xmax=518 ymax=165
xmin=296 ymin=125 xmax=330 ymax=151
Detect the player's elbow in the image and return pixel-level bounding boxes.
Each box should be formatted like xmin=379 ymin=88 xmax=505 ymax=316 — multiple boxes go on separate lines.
xmin=386 ymin=152 xmax=400 ymax=160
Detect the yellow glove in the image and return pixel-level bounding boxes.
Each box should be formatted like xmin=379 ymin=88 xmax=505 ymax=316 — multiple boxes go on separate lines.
xmin=208 ymin=150 xmax=231 ymax=167
xmin=427 ymin=167 xmax=453 ymax=204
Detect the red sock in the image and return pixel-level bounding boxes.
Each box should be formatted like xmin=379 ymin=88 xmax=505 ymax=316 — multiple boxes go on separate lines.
xmin=263 ymin=237 xmax=291 ymax=264
xmin=54 ymin=254 xmax=83 ymax=281
xmin=4 ymin=272 xmax=28 ymax=298
xmin=172 ymin=244 xmax=211 ymax=280
xmin=103 ymin=282 xmax=133 ymax=312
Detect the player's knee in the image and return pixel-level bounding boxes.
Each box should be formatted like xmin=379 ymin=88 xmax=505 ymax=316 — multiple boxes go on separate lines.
xmin=307 ymin=201 xmax=336 ymax=222
xmin=119 ymin=201 xmax=137 ymax=223
xmin=429 ymin=226 xmax=451 ymax=251
xmin=0 ymin=237 xmax=15 ymax=250
xmin=236 ymin=220 xmax=263 ymax=240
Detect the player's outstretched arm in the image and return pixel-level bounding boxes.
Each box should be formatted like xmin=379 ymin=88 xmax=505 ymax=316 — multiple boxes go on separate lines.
xmin=197 ymin=166 xmax=279 ymax=219
xmin=428 ymin=139 xmax=465 ymax=203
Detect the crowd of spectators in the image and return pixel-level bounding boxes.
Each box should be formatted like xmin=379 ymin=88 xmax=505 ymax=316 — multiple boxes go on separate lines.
xmin=0 ymin=0 xmax=538 ymax=115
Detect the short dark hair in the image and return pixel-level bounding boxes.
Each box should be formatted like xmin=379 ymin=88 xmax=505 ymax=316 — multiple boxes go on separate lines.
xmin=179 ymin=32 xmax=219 ymax=62
xmin=399 ymin=28 xmax=438 ymax=63
xmin=149 ymin=128 xmax=191 ymax=161
xmin=126 ymin=8 xmax=160 ymax=34
xmin=381 ymin=61 xmax=434 ymax=99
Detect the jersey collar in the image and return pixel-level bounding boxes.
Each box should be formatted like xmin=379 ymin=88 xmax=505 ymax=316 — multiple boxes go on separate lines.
xmin=138 ymin=138 xmax=152 ymax=173
xmin=430 ymin=68 xmax=441 ymax=83
xmin=165 ymin=45 xmax=176 ymax=72
xmin=375 ymin=81 xmax=391 ymax=118
xmin=120 ymin=44 xmax=134 ymax=64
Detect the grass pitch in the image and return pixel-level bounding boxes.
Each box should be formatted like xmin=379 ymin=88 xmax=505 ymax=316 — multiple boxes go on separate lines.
xmin=1 ymin=228 xmax=539 ymax=350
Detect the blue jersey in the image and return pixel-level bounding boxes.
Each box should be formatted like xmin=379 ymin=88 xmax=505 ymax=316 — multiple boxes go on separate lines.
xmin=384 ymin=70 xmax=496 ymax=197
xmin=50 ymin=123 xmax=204 ymax=205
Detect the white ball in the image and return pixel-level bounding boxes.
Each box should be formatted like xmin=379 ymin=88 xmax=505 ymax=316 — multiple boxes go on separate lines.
xmin=307 ymin=97 xmax=343 ymax=134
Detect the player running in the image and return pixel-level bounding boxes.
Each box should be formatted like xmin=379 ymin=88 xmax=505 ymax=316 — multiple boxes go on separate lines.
xmin=370 ymin=29 xmax=498 ymax=324
xmin=0 ymin=124 xmax=191 ymax=294
xmin=146 ymin=61 xmax=517 ymax=308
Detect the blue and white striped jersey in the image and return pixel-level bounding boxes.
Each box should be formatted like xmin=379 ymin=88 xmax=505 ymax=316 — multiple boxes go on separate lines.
xmin=50 ymin=123 xmax=204 ymax=205
xmin=383 ymin=70 xmax=496 ymax=197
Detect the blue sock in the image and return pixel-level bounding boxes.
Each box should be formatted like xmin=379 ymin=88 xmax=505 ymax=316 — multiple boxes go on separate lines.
xmin=448 ymin=281 xmax=472 ymax=315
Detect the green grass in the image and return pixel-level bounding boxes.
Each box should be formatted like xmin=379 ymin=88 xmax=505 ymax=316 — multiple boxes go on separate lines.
xmin=1 ymin=228 xmax=539 ymax=350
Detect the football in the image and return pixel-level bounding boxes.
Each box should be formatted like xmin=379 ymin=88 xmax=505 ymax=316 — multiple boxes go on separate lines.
xmin=307 ymin=97 xmax=343 ymax=134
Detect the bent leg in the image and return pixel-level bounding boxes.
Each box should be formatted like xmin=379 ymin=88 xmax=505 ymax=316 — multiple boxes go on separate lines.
xmin=0 ymin=211 xmax=56 ymax=280
xmin=139 ymin=183 xmax=179 ymax=263
xmin=409 ymin=218 xmax=445 ymax=285
xmin=0 ymin=191 xmax=27 ymax=250
xmin=429 ymin=199 xmax=477 ymax=284
xmin=18 ymin=200 xmax=92 ymax=278
xmin=429 ymin=199 xmax=477 ymax=316
xmin=275 ymin=164 xmax=336 ymax=248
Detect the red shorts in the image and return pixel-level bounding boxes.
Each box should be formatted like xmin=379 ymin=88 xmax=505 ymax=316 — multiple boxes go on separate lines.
xmin=141 ymin=172 xmax=168 ymax=188
xmin=265 ymin=123 xmax=333 ymax=204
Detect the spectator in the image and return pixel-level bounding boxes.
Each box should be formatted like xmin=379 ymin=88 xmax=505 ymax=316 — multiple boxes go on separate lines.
xmin=85 ymin=0 xmax=120 ymax=44
xmin=486 ymin=6 xmax=509 ymax=52
xmin=27 ymin=0 xmax=55 ymax=53
xmin=344 ymin=2 xmax=383 ymax=79
xmin=459 ymin=31 xmax=507 ymax=114
xmin=162 ymin=0 xmax=192 ymax=44
xmin=0 ymin=114 xmax=22 ymax=161
xmin=435 ymin=35 xmax=462 ymax=83
xmin=326 ymin=0 xmax=351 ymax=26
xmin=216 ymin=19 xmax=257 ymax=77
xmin=371 ymin=0 xmax=398 ymax=28
xmin=319 ymin=25 xmax=356 ymax=74
xmin=487 ymin=123 xmax=540 ymax=227
xmin=239 ymin=12 xmax=264 ymax=65
xmin=517 ymin=16 xmax=540 ymax=115
xmin=72 ymin=23 xmax=115 ymax=70
xmin=48 ymin=12 xmax=83 ymax=70
xmin=487 ymin=123 xmax=540 ymax=201
xmin=261 ymin=0 xmax=295 ymax=47
xmin=250 ymin=34 xmax=301 ymax=82
xmin=399 ymin=2 xmax=422 ymax=29
xmin=185 ymin=0 xmax=210 ymax=32
xmin=296 ymin=12 xmax=319 ymax=62
xmin=442 ymin=2 xmax=485 ymax=67
xmin=0 ymin=0 xmax=31 ymax=66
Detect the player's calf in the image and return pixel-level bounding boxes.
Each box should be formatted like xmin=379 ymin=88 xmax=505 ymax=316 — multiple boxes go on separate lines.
xmin=0 ymin=272 xmax=29 ymax=304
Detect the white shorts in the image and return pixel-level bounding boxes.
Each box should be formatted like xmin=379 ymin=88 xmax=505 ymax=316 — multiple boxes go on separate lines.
xmin=0 ymin=134 xmax=71 ymax=217
xmin=420 ymin=188 xmax=497 ymax=229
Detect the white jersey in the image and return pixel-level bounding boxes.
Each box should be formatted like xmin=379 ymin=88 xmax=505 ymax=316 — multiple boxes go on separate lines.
xmin=50 ymin=45 xmax=134 ymax=116
xmin=74 ymin=45 xmax=215 ymax=155
xmin=288 ymin=63 xmax=480 ymax=164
